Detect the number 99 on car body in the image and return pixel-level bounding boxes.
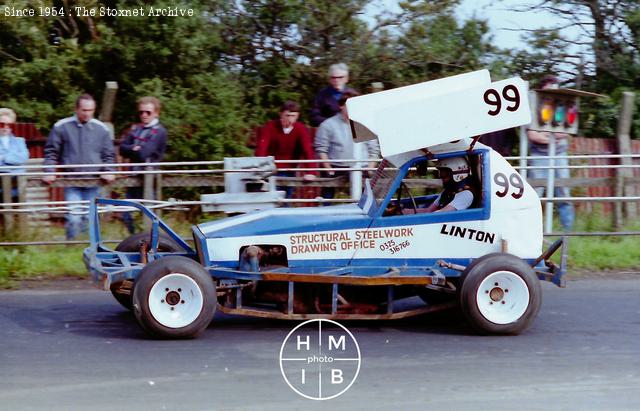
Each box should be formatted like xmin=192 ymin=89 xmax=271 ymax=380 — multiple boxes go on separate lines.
xmin=84 ymin=70 xmax=567 ymax=339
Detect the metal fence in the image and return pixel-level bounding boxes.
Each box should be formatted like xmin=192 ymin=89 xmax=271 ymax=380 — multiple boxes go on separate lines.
xmin=0 ymin=152 xmax=639 ymax=246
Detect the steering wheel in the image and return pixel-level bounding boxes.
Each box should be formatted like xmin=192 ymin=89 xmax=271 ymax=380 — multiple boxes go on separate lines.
xmin=401 ymin=183 xmax=418 ymax=214
xmin=384 ymin=183 xmax=418 ymax=216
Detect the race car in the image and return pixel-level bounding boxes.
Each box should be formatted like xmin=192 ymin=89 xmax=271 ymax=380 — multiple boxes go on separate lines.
xmin=84 ymin=70 xmax=566 ymax=338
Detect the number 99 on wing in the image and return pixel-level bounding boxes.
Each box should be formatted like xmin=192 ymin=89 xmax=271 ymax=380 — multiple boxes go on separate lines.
xmin=483 ymin=85 xmax=521 ymax=117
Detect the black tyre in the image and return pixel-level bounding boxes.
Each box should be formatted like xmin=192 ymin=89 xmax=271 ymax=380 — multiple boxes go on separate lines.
xmin=111 ymin=232 xmax=182 ymax=310
xmin=115 ymin=231 xmax=182 ymax=253
xmin=132 ymin=256 xmax=216 ymax=339
xmin=459 ymin=253 xmax=541 ymax=335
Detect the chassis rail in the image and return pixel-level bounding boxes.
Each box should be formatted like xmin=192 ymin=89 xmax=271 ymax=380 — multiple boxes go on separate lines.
xmin=85 ymin=198 xmax=567 ymax=320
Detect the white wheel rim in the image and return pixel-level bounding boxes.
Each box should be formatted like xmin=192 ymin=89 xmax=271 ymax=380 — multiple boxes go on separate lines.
xmin=148 ymin=273 xmax=204 ymax=328
xmin=475 ymin=271 xmax=530 ymax=325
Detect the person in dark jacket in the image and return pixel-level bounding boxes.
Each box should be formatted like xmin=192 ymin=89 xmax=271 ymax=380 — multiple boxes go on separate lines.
xmin=119 ymin=96 xmax=168 ymax=233
xmin=310 ymin=63 xmax=357 ymax=127
xmin=43 ymin=94 xmax=116 ymax=240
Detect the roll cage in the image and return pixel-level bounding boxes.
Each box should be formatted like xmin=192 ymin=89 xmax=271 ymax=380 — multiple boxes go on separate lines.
xmin=359 ymin=148 xmax=491 ymax=222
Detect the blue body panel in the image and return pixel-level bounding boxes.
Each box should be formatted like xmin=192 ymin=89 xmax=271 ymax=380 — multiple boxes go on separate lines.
xmin=199 ymin=206 xmax=373 ymax=239
xmin=83 ymin=147 xmax=566 ymax=291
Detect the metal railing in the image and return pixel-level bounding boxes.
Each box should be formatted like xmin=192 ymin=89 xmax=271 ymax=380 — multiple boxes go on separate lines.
xmin=0 ymin=152 xmax=638 ymax=245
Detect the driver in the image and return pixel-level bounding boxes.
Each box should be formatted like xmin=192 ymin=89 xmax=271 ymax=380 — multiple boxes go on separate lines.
xmin=423 ymin=156 xmax=475 ymax=213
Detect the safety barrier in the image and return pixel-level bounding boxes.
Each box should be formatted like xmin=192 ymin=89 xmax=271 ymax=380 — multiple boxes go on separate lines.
xmin=0 ymin=153 xmax=639 ymax=245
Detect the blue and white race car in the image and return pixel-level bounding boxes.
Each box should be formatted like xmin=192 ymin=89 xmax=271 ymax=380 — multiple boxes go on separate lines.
xmin=84 ymin=70 xmax=566 ymax=338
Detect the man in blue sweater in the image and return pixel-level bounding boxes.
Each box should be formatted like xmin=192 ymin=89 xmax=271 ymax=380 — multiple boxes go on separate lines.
xmin=310 ymin=63 xmax=357 ymax=127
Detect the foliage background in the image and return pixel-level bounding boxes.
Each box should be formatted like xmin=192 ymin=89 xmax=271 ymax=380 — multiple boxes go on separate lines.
xmin=0 ymin=0 xmax=638 ymax=163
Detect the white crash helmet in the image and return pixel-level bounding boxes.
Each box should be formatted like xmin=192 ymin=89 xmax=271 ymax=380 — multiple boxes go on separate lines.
xmin=437 ymin=156 xmax=470 ymax=182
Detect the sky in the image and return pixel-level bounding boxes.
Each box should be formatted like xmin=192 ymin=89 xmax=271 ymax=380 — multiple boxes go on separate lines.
xmin=364 ymin=0 xmax=592 ymax=79
xmin=457 ymin=0 xmax=544 ymax=50
xmin=456 ymin=0 xmax=584 ymax=51
xmin=366 ymin=0 xmax=587 ymax=52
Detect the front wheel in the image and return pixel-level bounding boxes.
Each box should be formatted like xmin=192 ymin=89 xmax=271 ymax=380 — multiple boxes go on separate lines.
xmin=111 ymin=231 xmax=183 ymax=310
xmin=133 ymin=256 xmax=216 ymax=339
xmin=460 ymin=253 xmax=541 ymax=335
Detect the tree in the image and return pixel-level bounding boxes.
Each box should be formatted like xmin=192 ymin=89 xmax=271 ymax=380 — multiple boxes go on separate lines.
xmin=1 ymin=0 xmax=503 ymax=156
xmin=0 ymin=0 xmax=252 ymax=159
xmin=502 ymin=0 xmax=639 ymax=138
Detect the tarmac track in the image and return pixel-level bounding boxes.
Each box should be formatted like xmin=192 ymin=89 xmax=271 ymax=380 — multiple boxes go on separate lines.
xmin=1 ymin=275 xmax=639 ymax=411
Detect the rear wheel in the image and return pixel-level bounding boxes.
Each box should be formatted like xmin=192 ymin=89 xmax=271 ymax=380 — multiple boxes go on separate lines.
xmin=133 ymin=256 xmax=216 ymax=339
xmin=110 ymin=232 xmax=182 ymax=310
xmin=460 ymin=253 xmax=541 ymax=335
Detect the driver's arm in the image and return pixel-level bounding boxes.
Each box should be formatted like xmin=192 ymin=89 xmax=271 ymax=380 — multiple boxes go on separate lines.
xmin=423 ymin=201 xmax=439 ymax=213
xmin=434 ymin=204 xmax=456 ymax=213
xmin=422 ymin=193 xmax=441 ymax=213
xmin=435 ymin=190 xmax=473 ymax=212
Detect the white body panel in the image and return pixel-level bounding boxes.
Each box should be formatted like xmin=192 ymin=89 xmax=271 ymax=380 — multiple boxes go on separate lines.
xmin=203 ymin=150 xmax=542 ymax=265
xmin=348 ymin=73 xmax=531 ymax=158
xmin=348 ymin=70 xmax=491 ymax=144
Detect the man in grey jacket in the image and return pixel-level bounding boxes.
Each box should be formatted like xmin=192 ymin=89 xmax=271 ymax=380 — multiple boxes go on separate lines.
xmin=314 ymin=90 xmax=380 ymax=200
xmin=43 ymin=94 xmax=116 ymax=240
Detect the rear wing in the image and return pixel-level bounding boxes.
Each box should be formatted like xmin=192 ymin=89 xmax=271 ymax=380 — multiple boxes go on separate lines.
xmin=347 ymin=69 xmax=532 ymax=158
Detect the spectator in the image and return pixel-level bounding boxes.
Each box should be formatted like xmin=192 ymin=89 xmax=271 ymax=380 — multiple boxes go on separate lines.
xmin=43 ymin=94 xmax=116 ymax=240
xmin=527 ymin=75 xmax=574 ymax=231
xmin=119 ymin=96 xmax=168 ymax=233
xmin=255 ymin=101 xmax=316 ymax=199
xmin=310 ymin=63 xmax=357 ymax=127
xmin=314 ymin=90 xmax=380 ymax=200
xmin=0 ymin=108 xmax=29 ymax=205
xmin=0 ymin=108 xmax=29 ymax=175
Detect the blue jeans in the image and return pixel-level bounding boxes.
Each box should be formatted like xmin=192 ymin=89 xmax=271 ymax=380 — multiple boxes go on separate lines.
xmin=276 ymin=171 xmax=295 ymax=200
xmin=122 ymin=187 xmax=143 ymax=234
xmin=65 ymin=186 xmax=100 ymax=240
xmin=529 ymin=142 xmax=575 ymax=231
xmin=320 ymin=169 xmax=349 ymax=204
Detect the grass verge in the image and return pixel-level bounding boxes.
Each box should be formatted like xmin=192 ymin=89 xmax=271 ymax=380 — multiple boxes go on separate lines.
xmin=0 ymin=208 xmax=638 ymax=289
xmin=0 ymin=212 xmax=196 ymax=289
xmin=562 ymin=208 xmax=640 ymax=272
xmin=0 ymin=245 xmax=86 ymax=289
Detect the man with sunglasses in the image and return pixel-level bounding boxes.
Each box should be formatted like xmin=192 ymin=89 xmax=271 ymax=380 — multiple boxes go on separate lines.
xmin=310 ymin=63 xmax=357 ymax=127
xmin=119 ymin=96 xmax=168 ymax=233
xmin=43 ymin=94 xmax=116 ymax=240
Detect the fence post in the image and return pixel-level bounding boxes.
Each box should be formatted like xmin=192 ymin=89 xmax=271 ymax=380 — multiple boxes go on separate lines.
xmin=155 ymin=172 xmax=163 ymax=218
xmin=350 ymin=169 xmax=362 ymax=200
xmin=16 ymin=176 xmax=27 ymax=234
xmin=544 ymin=135 xmax=556 ymax=234
xmin=615 ymin=92 xmax=636 ymax=228
xmin=519 ymin=125 xmax=528 ymax=179
xmin=1 ymin=174 xmax=14 ymax=231
xmin=99 ymin=81 xmax=118 ymax=139
xmin=143 ymin=166 xmax=154 ymax=230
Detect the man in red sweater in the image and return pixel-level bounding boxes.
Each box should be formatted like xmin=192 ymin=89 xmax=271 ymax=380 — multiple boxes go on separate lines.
xmin=255 ymin=101 xmax=316 ymax=198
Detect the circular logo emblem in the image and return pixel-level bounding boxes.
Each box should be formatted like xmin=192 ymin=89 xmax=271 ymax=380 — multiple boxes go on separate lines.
xmin=279 ymin=319 xmax=361 ymax=400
